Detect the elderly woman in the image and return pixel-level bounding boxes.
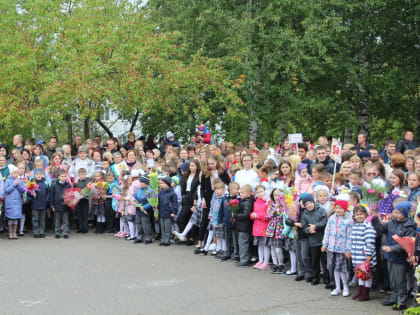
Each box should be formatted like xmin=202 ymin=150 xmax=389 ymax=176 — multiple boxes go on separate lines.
xmin=68 ymin=145 xmax=95 ymax=182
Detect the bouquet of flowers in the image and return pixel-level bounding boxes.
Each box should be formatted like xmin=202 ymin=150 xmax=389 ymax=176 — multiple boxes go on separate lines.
xmin=361 ymin=180 xmax=387 ymax=215
xmin=392 ymin=235 xmax=415 ymax=258
xmin=63 ymin=188 xmax=82 ymax=210
xmin=227 ymin=199 xmax=240 ymax=214
xmin=24 ymin=179 xmax=39 ymax=197
xmin=280 ymin=186 xmax=299 ymax=220
xmin=354 ymin=260 xmax=372 ymax=281
xmin=81 ymin=183 xmax=97 ymax=199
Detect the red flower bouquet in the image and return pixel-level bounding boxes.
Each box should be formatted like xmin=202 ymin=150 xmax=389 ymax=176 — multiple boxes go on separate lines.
xmin=354 ymin=260 xmax=372 ymax=281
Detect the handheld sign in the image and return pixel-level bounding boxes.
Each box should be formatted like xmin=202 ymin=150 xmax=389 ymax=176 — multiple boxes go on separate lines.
xmin=331 ymin=138 xmax=342 ymax=191
xmin=288 ymin=133 xmax=303 ymax=154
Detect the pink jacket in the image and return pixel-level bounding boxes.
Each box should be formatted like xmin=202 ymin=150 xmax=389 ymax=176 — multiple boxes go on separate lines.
xmin=250 ymin=197 xmax=269 ymax=237
xmin=117 ymin=180 xmax=141 ymax=215
xmin=295 ymin=172 xmax=314 ymax=196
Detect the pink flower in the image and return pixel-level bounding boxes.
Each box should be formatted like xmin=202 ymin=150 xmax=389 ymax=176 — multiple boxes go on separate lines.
xmin=367 ymin=189 xmax=376 ymax=194
xmin=378 ymin=192 xmax=384 ymax=198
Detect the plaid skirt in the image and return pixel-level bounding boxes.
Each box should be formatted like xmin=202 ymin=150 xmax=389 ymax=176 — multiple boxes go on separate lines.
xmin=214 ymin=227 xmax=225 ymax=239
xmin=253 ymin=236 xmax=269 ymax=246
xmin=268 ymin=238 xmax=285 ymax=248
xmin=327 ymin=252 xmax=348 ymax=272
xmin=190 ymin=206 xmax=202 ymax=226
xmin=284 ymin=238 xmax=296 ymax=252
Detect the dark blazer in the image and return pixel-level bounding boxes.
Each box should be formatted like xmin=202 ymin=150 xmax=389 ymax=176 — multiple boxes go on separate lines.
xmin=200 ymin=170 xmax=230 ymax=207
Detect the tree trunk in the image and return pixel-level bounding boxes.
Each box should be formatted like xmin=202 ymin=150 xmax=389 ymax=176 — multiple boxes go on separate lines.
xmin=248 ymin=119 xmax=258 ymax=142
xmin=49 ymin=120 xmax=58 ymax=141
xmin=130 ymin=111 xmax=139 ymax=132
xmin=356 ymin=86 xmax=369 ymax=137
xmin=96 ymin=119 xmax=114 ymax=138
xmin=84 ymin=117 xmax=90 ymax=139
xmin=343 ymin=126 xmax=353 ymax=144
xmin=279 ymin=120 xmax=288 ymax=142
xmin=64 ymin=114 xmax=72 ymax=144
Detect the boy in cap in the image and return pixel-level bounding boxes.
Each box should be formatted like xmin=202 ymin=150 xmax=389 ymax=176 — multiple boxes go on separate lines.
xmin=31 ymin=169 xmax=49 ymax=238
xmin=157 ymin=176 xmax=178 ymax=246
xmin=379 ymin=201 xmax=416 ymax=310
xmin=134 ymin=175 xmax=157 ymax=244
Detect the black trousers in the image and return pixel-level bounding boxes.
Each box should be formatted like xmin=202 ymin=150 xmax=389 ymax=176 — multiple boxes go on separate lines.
xmin=176 ymin=192 xmax=194 ymax=233
xmin=77 ymin=199 xmax=89 ymax=232
xmin=198 ymin=207 xmax=210 ymax=242
xmin=310 ymin=245 xmax=328 ymax=282
xmin=104 ymin=205 xmax=115 ymax=232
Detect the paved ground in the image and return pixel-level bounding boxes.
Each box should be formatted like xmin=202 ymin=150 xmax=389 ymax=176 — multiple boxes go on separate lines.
xmin=1 ymin=232 xmax=398 ymax=315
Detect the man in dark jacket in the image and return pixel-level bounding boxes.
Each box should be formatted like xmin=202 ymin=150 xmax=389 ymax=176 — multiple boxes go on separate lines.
xmin=50 ymin=170 xmax=71 ymax=239
xmin=309 ymin=146 xmax=339 ymax=175
xmin=31 ymin=169 xmax=49 ymax=238
xmin=300 ymin=194 xmax=328 ymax=286
xmin=233 ymin=184 xmax=254 ymax=267
xmin=378 ymin=202 xmax=416 ymax=310
xmin=397 ymin=130 xmax=419 ymax=154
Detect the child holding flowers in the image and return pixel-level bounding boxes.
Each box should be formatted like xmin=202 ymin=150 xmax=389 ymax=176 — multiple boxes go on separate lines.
xmin=30 ymin=169 xmax=49 ymax=238
xmin=75 ymin=168 xmax=91 ymax=233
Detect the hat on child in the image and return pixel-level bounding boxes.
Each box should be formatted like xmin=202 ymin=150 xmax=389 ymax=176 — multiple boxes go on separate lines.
xmin=351 ymin=186 xmax=363 ymax=199
xmin=297 ymin=163 xmax=308 ymax=175
xmin=301 ymin=194 xmax=315 ymax=205
xmin=37 ymin=139 xmax=45 ymax=145
xmin=395 ymin=201 xmax=412 ymax=218
xmin=166 ymin=131 xmax=174 ymax=139
xmin=299 ymin=193 xmax=310 ymax=202
xmin=8 ymin=164 xmax=18 ymax=174
xmin=140 ymin=175 xmax=150 ymax=185
xmin=171 ymin=176 xmax=180 ymax=186
xmin=34 ymin=168 xmax=43 ymax=175
xmin=334 ymin=200 xmax=349 ymax=211
xmin=179 ymin=162 xmax=189 ymax=173
xmin=130 ymin=169 xmax=144 ymax=178
xmin=357 ymin=151 xmax=371 ymax=159
xmin=160 ymin=176 xmax=172 ymax=187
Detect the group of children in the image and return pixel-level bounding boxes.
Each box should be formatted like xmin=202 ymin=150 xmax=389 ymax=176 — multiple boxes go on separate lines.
xmin=1 ymin=133 xmax=420 ymax=313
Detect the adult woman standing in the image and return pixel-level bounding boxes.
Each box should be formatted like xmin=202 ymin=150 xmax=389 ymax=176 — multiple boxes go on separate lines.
xmin=196 ymin=155 xmax=230 ymax=254
xmin=176 ymin=159 xmax=201 ymax=241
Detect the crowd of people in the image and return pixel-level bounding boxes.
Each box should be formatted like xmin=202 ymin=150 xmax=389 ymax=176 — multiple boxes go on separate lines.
xmin=1 ymin=126 xmax=420 ymax=311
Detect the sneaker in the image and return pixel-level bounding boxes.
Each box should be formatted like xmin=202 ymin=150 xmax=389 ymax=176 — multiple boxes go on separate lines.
xmin=55 ymin=235 xmax=60 ymax=239
xmin=114 ymin=232 xmax=122 ymax=237
xmin=330 ymin=289 xmax=342 ymax=296
xmin=253 ymin=262 xmax=263 ymax=269
xmin=342 ymin=288 xmax=350 ymax=297
xmin=173 ymin=231 xmax=187 ymax=242
xmin=144 ymin=240 xmax=153 ymax=244
xmin=63 ymin=235 xmax=69 ymax=239
xmin=392 ymin=304 xmax=407 ymax=311
xmin=134 ymin=239 xmax=143 ymax=244
xmin=258 ymin=263 xmax=270 ymax=270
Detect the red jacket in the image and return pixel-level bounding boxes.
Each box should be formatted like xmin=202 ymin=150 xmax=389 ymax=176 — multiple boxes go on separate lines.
xmin=250 ymin=197 xmax=270 ymax=237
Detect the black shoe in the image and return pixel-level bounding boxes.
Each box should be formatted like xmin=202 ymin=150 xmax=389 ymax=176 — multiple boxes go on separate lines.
xmin=392 ymin=304 xmax=407 ymax=311
xmin=305 ymin=277 xmax=313 ymax=283
xmin=134 ymin=239 xmax=143 ymax=244
xmin=220 ymin=256 xmax=231 ymax=261
xmin=33 ymin=234 xmax=40 ymax=238
xmin=159 ymin=242 xmax=164 ymax=246
xmin=277 ymin=265 xmax=285 ymax=273
xmin=154 ymin=233 xmax=161 ymax=241
xmin=144 ymin=240 xmax=152 ymax=244
xmin=312 ymin=279 xmax=320 ymax=285
xmin=40 ymin=234 xmax=45 ymax=238
xmin=18 ymin=232 xmax=24 ymax=237
xmin=164 ymin=242 xmax=170 ymax=246
xmin=193 ymin=248 xmax=202 ymax=255
xmin=63 ymin=235 xmax=69 ymax=239
xmin=382 ymin=300 xmax=395 ymax=306
xmin=55 ymin=235 xmax=60 ymax=239
xmin=200 ymin=250 xmax=208 ymax=256
xmin=295 ymin=275 xmax=305 ymax=281
xmin=76 ymin=230 xmax=82 ymax=233
xmin=270 ymin=266 xmax=279 ymax=274
xmin=185 ymin=240 xmax=194 ymax=246
xmin=236 ymin=262 xmax=250 ymax=268
xmin=325 ymin=284 xmax=333 ymax=290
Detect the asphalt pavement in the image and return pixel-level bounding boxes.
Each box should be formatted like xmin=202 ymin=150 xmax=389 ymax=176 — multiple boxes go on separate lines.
xmin=0 ymin=232 xmax=398 ymax=315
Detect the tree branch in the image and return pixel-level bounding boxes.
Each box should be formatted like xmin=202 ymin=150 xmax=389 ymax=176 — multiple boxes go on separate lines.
xmin=96 ymin=119 xmax=114 ymax=138
xmin=129 ymin=111 xmax=139 ymax=132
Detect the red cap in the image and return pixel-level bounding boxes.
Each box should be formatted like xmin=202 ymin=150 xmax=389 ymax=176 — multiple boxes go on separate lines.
xmin=334 ymin=200 xmax=349 ymax=211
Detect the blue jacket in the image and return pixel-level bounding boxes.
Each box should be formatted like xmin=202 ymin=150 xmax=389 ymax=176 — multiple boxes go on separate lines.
xmin=30 ymin=179 xmax=49 ymax=210
xmin=0 ymin=175 xmax=4 ymax=199
xmin=158 ymin=188 xmax=178 ymax=218
xmin=4 ymin=176 xmax=25 ymax=219
xmin=218 ymin=195 xmax=239 ymax=229
xmin=134 ymin=186 xmax=155 ymax=216
xmin=49 ymin=181 xmax=71 ymax=212
xmin=408 ymin=187 xmax=420 ymax=202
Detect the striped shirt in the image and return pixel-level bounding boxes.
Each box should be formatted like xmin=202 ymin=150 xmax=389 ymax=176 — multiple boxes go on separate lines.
xmin=351 ymin=221 xmax=377 ymax=267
